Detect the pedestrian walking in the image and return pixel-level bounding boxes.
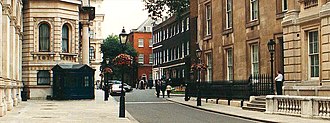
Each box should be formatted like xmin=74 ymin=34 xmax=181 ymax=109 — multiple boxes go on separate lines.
xmin=155 ymin=80 xmax=160 ymax=98
xmin=161 ymin=80 xmax=166 ymax=98
xmin=274 ymin=71 xmax=283 ymax=95
xmin=166 ymin=84 xmax=172 ymax=98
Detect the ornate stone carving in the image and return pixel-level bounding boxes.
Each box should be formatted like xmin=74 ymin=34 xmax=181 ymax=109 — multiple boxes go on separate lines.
xmin=2 ymin=4 xmax=12 ymax=15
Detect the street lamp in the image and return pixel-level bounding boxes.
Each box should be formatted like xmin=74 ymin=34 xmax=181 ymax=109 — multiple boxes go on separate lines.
xmin=119 ymin=27 xmax=128 ymax=118
xmin=104 ymin=57 xmax=110 ymax=101
xmin=267 ymin=39 xmax=276 ymax=94
xmin=196 ymin=46 xmax=202 ymax=106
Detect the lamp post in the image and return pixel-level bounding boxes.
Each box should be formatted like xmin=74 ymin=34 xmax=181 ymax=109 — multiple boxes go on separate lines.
xmin=104 ymin=57 xmax=110 ymax=101
xmin=119 ymin=27 xmax=128 ymax=118
xmin=267 ymin=39 xmax=276 ymax=94
xmin=196 ymin=46 xmax=202 ymax=106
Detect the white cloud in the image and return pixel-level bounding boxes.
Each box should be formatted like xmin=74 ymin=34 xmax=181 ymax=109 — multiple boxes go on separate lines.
xmin=102 ymin=0 xmax=149 ymax=38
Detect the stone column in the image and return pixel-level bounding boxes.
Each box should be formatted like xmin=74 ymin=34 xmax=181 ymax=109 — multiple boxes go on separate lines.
xmin=10 ymin=17 xmax=18 ymax=107
xmin=16 ymin=28 xmax=22 ymax=103
xmin=81 ymin=21 xmax=90 ymax=65
xmin=2 ymin=4 xmax=13 ymax=111
xmin=0 ymin=1 xmax=6 ymax=117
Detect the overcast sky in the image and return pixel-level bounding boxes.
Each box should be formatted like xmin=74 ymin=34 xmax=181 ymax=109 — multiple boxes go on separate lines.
xmin=101 ymin=0 xmax=149 ymax=38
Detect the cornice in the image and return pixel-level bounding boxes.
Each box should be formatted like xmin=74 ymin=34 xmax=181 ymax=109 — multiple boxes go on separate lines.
xmin=320 ymin=2 xmax=330 ymax=18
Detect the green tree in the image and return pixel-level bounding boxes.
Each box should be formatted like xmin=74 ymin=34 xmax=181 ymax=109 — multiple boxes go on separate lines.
xmin=100 ymin=34 xmax=138 ymax=80
xmin=143 ymin=0 xmax=190 ymax=21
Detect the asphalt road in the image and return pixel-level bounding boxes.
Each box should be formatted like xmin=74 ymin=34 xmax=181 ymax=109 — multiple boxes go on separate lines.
xmin=113 ymin=89 xmax=262 ymax=123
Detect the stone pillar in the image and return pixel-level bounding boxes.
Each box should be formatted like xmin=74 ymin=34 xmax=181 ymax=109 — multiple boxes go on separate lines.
xmin=282 ymin=9 xmax=301 ymax=83
xmin=16 ymin=28 xmax=22 ymax=103
xmin=320 ymin=2 xmax=330 ymax=82
xmin=54 ymin=17 xmax=61 ymax=61
xmin=265 ymin=95 xmax=275 ymax=114
xmin=81 ymin=21 xmax=90 ymax=65
xmin=301 ymin=97 xmax=313 ymax=118
xmin=10 ymin=17 xmax=17 ymax=107
xmin=0 ymin=1 xmax=5 ymax=117
xmin=2 ymin=4 xmax=13 ymax=111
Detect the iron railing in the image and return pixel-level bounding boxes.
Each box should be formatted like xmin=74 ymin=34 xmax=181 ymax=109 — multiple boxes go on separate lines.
xmin=185 ymin=74 xmax=273 ymax=103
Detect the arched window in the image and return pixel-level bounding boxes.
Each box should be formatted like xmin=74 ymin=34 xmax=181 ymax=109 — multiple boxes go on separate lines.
xmin=89 ymin=46 xmax=95 ymax=60
xmin=39 ymin=23 xmax=50 ymax=51
xmin=37 ymin=70 xmax=50 ymax=85
xmin=62 ymin=25 xmax=69 ymax=53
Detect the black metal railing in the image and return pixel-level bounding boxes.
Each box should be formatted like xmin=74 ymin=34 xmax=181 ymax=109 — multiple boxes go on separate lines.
xmin=185 ymin=74 xmax=273 ymax=104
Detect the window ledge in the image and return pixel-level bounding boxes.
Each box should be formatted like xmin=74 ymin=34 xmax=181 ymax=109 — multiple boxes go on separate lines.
xmin=203 ymin=35 xmax=212 ymax=41
xmin=246 ymin=20 xmax=259 ymax=28
xmin=31 ymin=52 xmax=56 ymax=57
xmin=60 ymin=53 xmax=78 ymax=56
xmin=31 ymin=52 xmax=56 ymax=55
xmin=223 ymin=28 xmax=233 ymax=35
xmin=276 ymin=12 xmax=285 ymax=20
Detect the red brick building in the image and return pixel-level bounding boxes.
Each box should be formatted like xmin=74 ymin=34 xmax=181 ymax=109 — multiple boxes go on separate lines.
xmin=128 ymin=18 xmax=153 ymax=84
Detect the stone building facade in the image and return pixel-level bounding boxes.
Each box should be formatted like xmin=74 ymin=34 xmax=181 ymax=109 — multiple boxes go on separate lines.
xmin=89 ymin=0 xmax=104 ymax=85
xmin=22 ymin=0 xmax=94 ymax=99
xmin=196 ymin=0 xmax=286 ymax=81
xmin=0 ymin=0 xmax=23 ymax=117
xmin=282 ymin=0 xmax=330 ymax=96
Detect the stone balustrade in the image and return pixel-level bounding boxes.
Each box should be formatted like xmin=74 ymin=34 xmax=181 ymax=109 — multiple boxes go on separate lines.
xmin=266 ymin=95 xmax=330 ymax=119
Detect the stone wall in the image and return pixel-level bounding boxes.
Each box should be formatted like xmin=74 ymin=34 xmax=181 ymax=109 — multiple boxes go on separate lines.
xmin=22 ymin=0 xmax=81 ymax=99
xmin=0 ymin=0 xmax=23 ymax=117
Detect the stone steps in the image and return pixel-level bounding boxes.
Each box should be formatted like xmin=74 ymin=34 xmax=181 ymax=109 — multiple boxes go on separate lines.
xmin=242 ymin=96 xmax=266 ymax=112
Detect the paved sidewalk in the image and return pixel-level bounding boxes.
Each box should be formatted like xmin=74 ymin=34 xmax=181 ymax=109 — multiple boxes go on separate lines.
xmin=167 ymin=97 xmax=329 ymax=123
xmin=0 ymin=90 xmax=138 ymax=123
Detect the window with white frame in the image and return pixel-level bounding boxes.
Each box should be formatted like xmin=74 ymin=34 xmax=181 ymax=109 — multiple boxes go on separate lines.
xmin=250 ymin=0 xmax=258 ymax=21
xmin=226 ymin=0 xmax=233 ymax=29
xmin=149 ymin=39 xmax=152 ymax=47
xmin=89 ymin=46 xmax=95 ymax=60
xmin=282 ymin=0 xmax=288 ymax=12
xmin=206 ymin=4 xmax=212 ymax=36
xmin=182 ymin=43 xmax=185 ymax=58
xmin=139 ymin=54 xmax=144 ymax=64
xmin=153 ymin=53 xmax=156 ymax=65
xmin=158 ymin=52 xmax=161 ymax=64
xmin=182 ymin=20 xmax=185 ymax=32
xmin=166 ymin=28 xmax=169 ymax=39
xmin=170 ymin=27 xmax=172 ymax=38
xmin=39 ymin=23 xmax=50 ymax=52
xmin=37 ymin=70 xmax=50 ymax=85
xmin=173 ymin=24 xmax=176 ymax=36
xmin=227 ymin=48 xmax=233 ymax=80
xmin=162 ymin=50 xmax=164 ymax=63
xmin=138 ymin=38 xmax=144 ymax=47
xmin=159 ymin=32 xmax=161 ymax=42
xmin=177 ymin=23 xmax=180 ymax=34
xmin=206 ymin=53 xmax=213 ymax=81
xmin=186 ymin=17 xmax=189 ymax=31
xmin=62 ymin=24 xmax=69 ymax=53
xmin=172 ymin=48 xmax=174 ymax=60
xmin=167 ymin=49 xmax=169 ymax=62
xmin=174 ymin=48 xmax=177 ymax=60
xmin=308 ymin=31 xmax=319 ymax=78
xmin=187 ymin=42 xmax=190 ymax=55
xmin=251 ymin=44 xmax=259 ymax=75
xmin=145 ymin=26 xmax=152 ymax=32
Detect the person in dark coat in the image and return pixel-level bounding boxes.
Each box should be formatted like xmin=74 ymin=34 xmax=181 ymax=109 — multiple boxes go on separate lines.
xmin=155 ymin=80 xmax=160 ymax=98
xmin=161 ymin=80 xmax=166 ymax=98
